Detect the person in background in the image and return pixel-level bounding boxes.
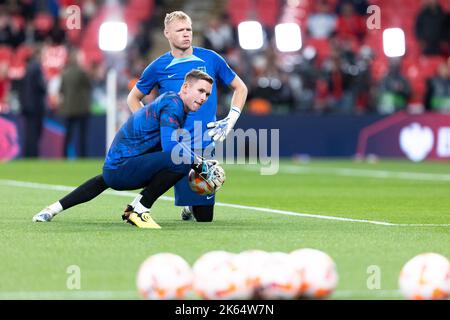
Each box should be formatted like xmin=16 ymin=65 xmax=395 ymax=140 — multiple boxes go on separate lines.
xmin=19 ymin=47 xmax=47 ymax=158
xmin=376 ymin=58 xmax=412 ymax=114
xmin=425 ymin=62 xmax=450 ymax=112
xmin=415 ymin=0 xmax=446 ymax=56
xmin=202 ymin=14 xmax=235 ymax=55
xmin=59 ymin=50 xmax=92 ymax=158
xmin=307 ymin=0 xmax=337 ymax=40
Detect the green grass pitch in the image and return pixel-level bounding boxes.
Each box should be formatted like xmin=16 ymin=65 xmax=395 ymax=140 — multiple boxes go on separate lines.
xmin=0 ymin=159 xmax=449 ymax=300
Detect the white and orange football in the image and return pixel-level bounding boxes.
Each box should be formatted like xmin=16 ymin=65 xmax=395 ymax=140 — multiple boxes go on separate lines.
xmin=290 ymin=248 xmax=339 ymax=299
xmin=399 ymin=253 xmax=450 ymax=300
xmin=136 ymin=253 xmax=193 ymax=300
xmin=188 ymin=166 xmax=225 ymax=196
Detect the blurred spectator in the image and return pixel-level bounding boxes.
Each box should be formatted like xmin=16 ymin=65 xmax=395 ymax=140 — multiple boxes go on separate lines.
xmin=33 ymin=12 xmax=54 ymax=42
xmin=48 ymin=18 xmax=66 ymax=45
xmin=59 ymin=51 xmax=92 ymax=158
xmin=353 ymin=46 xmax=375 ymax=113
xmin=0 ymin=9 xmax=14 ymax=46
xmin=19 ymin=47 xmax=47 ymax=158
xmin=89 ymin=60 xmax=108 ymax=115
xmin=442 ymin=3 xmax=450 ymax=55
xmin=0 ymin=60 xmax=9 ymax=112
xmin=425 ymin=62 xmax=450 ymax=112
xmin=415 ymin=0 xmax=446 ymax=56
xmin=13 ymin=0 xmax=35 ymax=21
xmin=131 ymin=22 xmax=153 ymax=59
xmin=335 ymin=1 xmax=366 ymax=43
xmin=249 ymin=49 xmax=293 ymax=113
xmin=37 ymin=0 xmax=60 ymax=18
xmin=7 ymin=6 xmax=26 ymax=48
xmin=202 ymin=14 xmax=235 ymax=55
xmin=291 ymin=48 xmax=320 ymax=112
xmin=316 ymin=42 xmax=356 ymax=114
xmin=336 ymin=0 xmax=370 ymax=16
xmin=41 ymin=40 xmax=68 ymax=79
xmin=81 ymin=0 xmax=98 ymax=27
xmin=376 ymin=59 xmax=411 ymax=114
xmin=307 ymin=0 xmax=337 ymax=39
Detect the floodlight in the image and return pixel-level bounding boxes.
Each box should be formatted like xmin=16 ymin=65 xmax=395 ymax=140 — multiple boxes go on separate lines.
xmin=275 ymin=23 xmax=302 ymax=52
xmin=99 ymin=21 xmax=127 ymax=52
xmin=238 ymin=21 xmax=264 ymax=50
xmin=383 ymin=28 xmax=405 ymax=57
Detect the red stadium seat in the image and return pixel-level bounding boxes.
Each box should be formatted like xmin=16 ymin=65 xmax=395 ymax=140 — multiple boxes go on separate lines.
xmin=371 ymin=59 xmax=389 ymax=82
xmin=8 ymin=61 xmax=26 ymax=80
xmin=306 ymin=38 xmax=331 ymax=64
xmin=0 ymin=46 xmax=13 ymax=65
xmin=126 ymin=0 xmax=154 ymax=21
xmin=419 ymin=56 xmax=446 ymax=77
xmin=34 ymin=12 xmax=54 ymax=33
xmin=11 ymin=15 xmax=25 ymax=30
xmin=255 ymin=0 xmax=280 ymax=27
xmin=16 ymin=44 xmax=33 ymax=61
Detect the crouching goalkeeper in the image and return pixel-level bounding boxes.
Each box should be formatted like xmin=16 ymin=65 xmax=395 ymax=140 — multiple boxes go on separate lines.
xmin=32 ymin=70 xmax=224 ymax=228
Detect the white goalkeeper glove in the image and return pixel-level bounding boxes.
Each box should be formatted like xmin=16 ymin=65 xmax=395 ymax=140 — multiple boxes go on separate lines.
xmin=191 ymin=159 xmax=226 ymax=190
xmin=208 ymin=164 xmax=225 ymax=191
xmin=207 ymin=106 xmax=241 ymax=142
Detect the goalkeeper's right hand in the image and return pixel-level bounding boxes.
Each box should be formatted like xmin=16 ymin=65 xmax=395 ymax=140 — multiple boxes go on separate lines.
xmin=191 ymin=159 xmax=226 ymax=190
xmin=210 ymin=165 xmax=225 ymax=191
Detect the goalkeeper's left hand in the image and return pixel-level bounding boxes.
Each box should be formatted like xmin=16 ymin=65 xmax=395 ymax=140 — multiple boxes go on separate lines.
xmin=207 ymin=106 xmax=241 ymax=142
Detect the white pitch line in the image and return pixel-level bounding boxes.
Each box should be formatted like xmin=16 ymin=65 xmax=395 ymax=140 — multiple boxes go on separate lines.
xmin=0 ymin=179 xmax=449 ymax=228
xmin=245 ymin=165 xmax=450 ymax=182
xmin=0 ymin=289 xmax=402 ymax=299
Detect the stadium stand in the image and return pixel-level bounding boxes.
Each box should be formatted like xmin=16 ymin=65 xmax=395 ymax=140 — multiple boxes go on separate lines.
xmin=0 ymin=0 xmax=448 ymax=117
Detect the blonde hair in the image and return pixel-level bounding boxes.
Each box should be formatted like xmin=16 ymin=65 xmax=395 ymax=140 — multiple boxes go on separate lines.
xmin=184 ymin=69 xmax=214 ymax=85
xmin=164 ymin=11 xmax=192 ymax=29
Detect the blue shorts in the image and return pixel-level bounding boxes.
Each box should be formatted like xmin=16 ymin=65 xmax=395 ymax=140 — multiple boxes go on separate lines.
xmin=174 ymin=175 xmax=215 ymax=206
xmin=103 ymin=151 xmax=190 ymax=191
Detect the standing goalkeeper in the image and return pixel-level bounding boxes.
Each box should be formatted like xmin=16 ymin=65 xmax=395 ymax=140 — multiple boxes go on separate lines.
xmin=32 ymin=70 xmax=224 ymax=228
xmin=127 ymin=11 xmax=248 ymax=222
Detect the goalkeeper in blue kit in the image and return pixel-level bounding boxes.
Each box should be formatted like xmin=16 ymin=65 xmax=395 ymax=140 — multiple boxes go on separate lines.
xmin=32 ymin=70 xmax=224 ymax=228
xmin=127 ymin=11 xmax=248 ymax=222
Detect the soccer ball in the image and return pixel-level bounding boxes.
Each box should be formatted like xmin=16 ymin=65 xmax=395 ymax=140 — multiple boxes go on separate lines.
xmin=136 ymin=253 xmax=193 ymax=300
xmin=290 ymin=248 xmax=338 ymax=299
xmin=399 ymin=253 xmax=450 ymax=300
xmin=192 ymin=250 xmax=253 ymax=300
xmin=256 ymin=252 xmax=302 ymax=299
xmin=187 ymin=169 xmax=215 ymax=196
xmin=234 ymin=250 xmax=270 ymax=298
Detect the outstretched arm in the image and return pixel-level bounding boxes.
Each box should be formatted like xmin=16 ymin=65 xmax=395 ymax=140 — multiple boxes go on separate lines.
xmin=127 ymin=86 xmax=146 ymax=113
xmin=160 ymin=125 xmax=224 ymax=189
xmin=207 ymin=75 xmax=248 ymax=142
xmin=229 ymin=75 xmax=248 ymax=113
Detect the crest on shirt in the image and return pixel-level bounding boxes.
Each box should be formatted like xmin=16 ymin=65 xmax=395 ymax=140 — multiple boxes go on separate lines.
xmin=197 ymin=66 xmax=207 ymax=73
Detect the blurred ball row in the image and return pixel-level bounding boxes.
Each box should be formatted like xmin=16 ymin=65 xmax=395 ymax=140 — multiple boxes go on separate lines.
xmin=136 ymin=249 xmax=449 ymax=300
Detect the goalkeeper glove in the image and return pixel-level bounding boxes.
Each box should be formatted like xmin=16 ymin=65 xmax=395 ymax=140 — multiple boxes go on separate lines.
xmin=207 ymin=106 xmax=241 ymax=142
xmin=191 ymin=159 xmax=225 ymax=190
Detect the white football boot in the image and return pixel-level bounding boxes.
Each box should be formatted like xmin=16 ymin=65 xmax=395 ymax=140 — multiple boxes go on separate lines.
xmin=32 ymin=208 xmax=55 ymax=222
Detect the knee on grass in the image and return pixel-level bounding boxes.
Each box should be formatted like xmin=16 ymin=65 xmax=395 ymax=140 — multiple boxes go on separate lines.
xmin=193 ymin=205 xmax=214 ymax=222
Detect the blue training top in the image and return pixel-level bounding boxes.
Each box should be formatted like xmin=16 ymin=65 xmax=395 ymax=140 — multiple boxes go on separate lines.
xmin=135 ymin=47 xmax=236 ymax=150
xmin=103 ymin=92 xmax=186 ymax=170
